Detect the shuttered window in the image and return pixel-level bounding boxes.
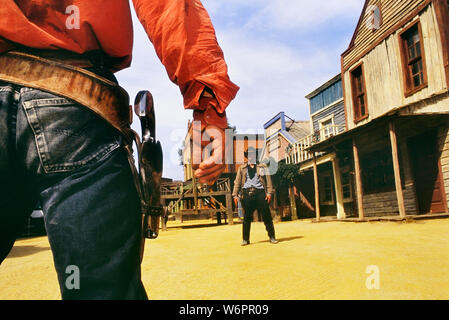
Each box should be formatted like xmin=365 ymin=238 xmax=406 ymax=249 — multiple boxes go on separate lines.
xmin=399 ymin=21 xmax=427 ymax=96
xmin=350 ymin=63 xmax=368 ymax=123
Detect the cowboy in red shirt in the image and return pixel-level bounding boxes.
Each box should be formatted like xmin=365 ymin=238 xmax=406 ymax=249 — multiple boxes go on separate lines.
xmin=0 ymin=0 xmax=238 ymax=299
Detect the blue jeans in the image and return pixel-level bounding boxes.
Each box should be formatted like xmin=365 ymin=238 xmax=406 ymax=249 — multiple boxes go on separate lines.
xmin=0 ymin=81 xmax=147 ymax=299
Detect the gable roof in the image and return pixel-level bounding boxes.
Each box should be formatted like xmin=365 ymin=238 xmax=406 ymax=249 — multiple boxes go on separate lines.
xmin=344 ymin=0 xmax=370 ymax=55
xmin=341 ymin=0 xmax=431 ymax=70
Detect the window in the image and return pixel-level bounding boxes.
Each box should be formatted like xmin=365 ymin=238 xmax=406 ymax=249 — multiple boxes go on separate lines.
xmin=350 ymin=64 xmax=368 ymax=123
xmin=341 ymin=170 xmax=353 ymax=202
xmin=399 ymin=21 xmax=427 ymax=96
xmin=367 ymin=3 xmax=382 ymax=31
xmin=268 ymin=137 xmax=280 ymax=153
xmin=317 ymin=116 xmax=335 ymax=141
xmin=361 ymin=147 xmax=396 ymax=195
xmin=320 ymin=118 xmax=333 ymax=127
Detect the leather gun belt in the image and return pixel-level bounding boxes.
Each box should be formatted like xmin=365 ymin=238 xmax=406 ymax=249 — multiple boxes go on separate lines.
xmin=0 ymin=51 xmax=133 ymax=141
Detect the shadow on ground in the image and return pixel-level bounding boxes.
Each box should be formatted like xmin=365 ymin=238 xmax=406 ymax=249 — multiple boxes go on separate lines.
xmin=254 ymin=236 xmax=304 ymax=244
xmin=7 ymin=245 xmax=50 ymax=258
xmin=166 ymin=221 xmax=243 ymax=230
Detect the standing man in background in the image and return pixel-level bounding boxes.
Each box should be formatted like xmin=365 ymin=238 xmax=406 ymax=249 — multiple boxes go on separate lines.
xmin=233 ymin=147 xmax=278 ymax=246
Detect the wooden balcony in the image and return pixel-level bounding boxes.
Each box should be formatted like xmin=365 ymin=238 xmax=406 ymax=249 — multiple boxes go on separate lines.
xmin=286 ymin=125 xmax=346 ymax=164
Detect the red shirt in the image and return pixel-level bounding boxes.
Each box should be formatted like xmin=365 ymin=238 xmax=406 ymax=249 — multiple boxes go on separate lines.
xmin=0 ymin=0 xmax=239 ymax=113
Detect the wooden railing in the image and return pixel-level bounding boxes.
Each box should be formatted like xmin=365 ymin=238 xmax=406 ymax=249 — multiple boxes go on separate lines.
xmin=315 ymin=124 xmax=346 ymax=142
xmin=287 ymin=134 xmax=314 ymax=164
xmin=162 ymin=177 xmax=232 ymax=215
xmin=160 ymin=178 xmax=231 ymax=197
xmin=286 ymin=125 xmax=345 ymax=164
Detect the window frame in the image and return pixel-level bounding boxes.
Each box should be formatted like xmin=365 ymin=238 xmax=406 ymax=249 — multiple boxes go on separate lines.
xmin=267 ymin=136 xmax=280 ymax=153
xmin=318 ymin=115 xmax=335 ymax=129
xmin=319 ymin=171 xmax=335 ymax=206
xmin=340 ymin=167 xmax=354 ymax=203
xmin=360 ymin=147 xmax=397 ymax=195
xmin=398 ymin=20 xmax=428 ymax=97
xmin=318 ymin=115 xmax=335 ymax=141
xmin=368 ymin=2 xmax=383 ymax=32
xmin=350 ymin=62 xmax=369 ymax=124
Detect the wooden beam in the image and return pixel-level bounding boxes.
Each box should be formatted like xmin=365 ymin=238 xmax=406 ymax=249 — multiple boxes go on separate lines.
xmin=225 ymin=193 xmax=233 ymax=225
xmin=313 ymin=153 xmax=320 ymax=221
xmin=191 ymin=166 xmax=199 ymax=215
xmin=289 ymin=186 xmax=298 ymax=220
xmin=352 ymin=138 xmax=365 ymax=220
xmin=433 ymin=0 xmax=449 ymax=89
xmin=389 ymin=121 xmax=406 ymax=218
xmin=332 ymin=158 xmax=346 ymax=219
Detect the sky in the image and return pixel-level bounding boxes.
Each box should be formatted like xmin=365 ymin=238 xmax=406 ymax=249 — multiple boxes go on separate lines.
xmin=115 ymin=0 xmax=366 ymax=181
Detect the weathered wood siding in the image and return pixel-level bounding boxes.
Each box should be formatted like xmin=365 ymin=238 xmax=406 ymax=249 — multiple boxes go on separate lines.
xmin=437 ymin=120 xmax=449 ymax=210
xmin=356 ymin=125 xmax=418 ymax=216
xmin=311 ymin=100 xmax=346 ymax=133
xmin=361 ymin=142 xmax=418 ymax=217
xmin=344 ymin=2 xmax=449 ymax=130
xmin=265 ymin=119 xmax=283 ymax=138
xmin=343 ymin=0 xmax=429 ymax=70
xmin=262 ymin=134 xmax=291 ymax=163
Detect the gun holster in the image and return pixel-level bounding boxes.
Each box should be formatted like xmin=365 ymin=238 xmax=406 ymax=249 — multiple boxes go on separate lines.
xmin=0 ymin=51 xmax=163 ymax=259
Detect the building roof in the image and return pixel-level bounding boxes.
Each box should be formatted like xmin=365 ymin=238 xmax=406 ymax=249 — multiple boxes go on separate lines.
xmin=263 ymin=112 xmax=285 ymax=129
xmin=305 ymin=74 xmax=342 ymax=100
xmin=285 ymin=120 xmax=311 ymax=141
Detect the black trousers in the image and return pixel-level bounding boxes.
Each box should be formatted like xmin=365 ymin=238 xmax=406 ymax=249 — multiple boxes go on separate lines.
xmin=241 ymin=189 xmax=275 ymax=241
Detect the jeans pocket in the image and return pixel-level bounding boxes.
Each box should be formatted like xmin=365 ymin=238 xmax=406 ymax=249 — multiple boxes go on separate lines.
xmin=22 ymin=93 xmax=120 ymax=173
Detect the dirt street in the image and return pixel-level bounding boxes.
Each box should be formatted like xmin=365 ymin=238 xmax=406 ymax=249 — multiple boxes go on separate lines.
xmin=1 ymin=218 xmax=448 ymax=300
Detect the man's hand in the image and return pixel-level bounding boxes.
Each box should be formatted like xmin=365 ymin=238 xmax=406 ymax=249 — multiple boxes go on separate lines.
xmin=192 ymin=124 xmax=226 ymax=185
xmin=265 ymin=194 xmax=272 ymax=205
xmin=190 ymin=92 xmax=228 ymax=186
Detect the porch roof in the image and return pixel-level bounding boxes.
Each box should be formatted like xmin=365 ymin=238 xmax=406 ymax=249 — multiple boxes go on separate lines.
xmin=307 ymin=114 xmax=394 ymax=153
xmin=307 ymin=113 xmax=449 ymax=153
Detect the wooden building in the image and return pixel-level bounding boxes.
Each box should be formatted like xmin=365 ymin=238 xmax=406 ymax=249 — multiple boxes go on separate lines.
xmin=226 ymin=132 xmax=265 ymax=174
xmin=260 ymin=112 xmax=310 ymax=163
xmin=260 ymin=112 xmax=311 ymax=219
xmin=308 ymin=0 xmax=449 ymax=219
xmin=286 ymin=74 xmax=349 ymax=219
xmin=175 ymin=123 xmax=264 ymax=223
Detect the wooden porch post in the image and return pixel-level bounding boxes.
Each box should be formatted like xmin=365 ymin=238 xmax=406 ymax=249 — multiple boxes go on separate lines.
xmin=289 ymin=186 xmax=298 ymax=220
xmin=191 ymin=166 xmax=199 ymax=215
xmin=313 ymin=153 xmax=321 ymax=221
xmin=389 ymin=121 xmax=406 ymax=218
xmin=332 ymin=157 xmax=346 ymax=219
xmin=352 ymin=138 xmax=365 ymax=220
xmin=226 ymin=193 xmax=234 ymax=225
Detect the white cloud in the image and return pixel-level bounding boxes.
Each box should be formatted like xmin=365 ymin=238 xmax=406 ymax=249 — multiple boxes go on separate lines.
xmin=116 ymin=8 xmax=190 ymax=181
xmin=219 ymin=28 xmax=345 ymax=131
xmin=249 ymin=0 xmax=363 ymax=31
xmin=204 ymin=0 xmax=364 ymax=32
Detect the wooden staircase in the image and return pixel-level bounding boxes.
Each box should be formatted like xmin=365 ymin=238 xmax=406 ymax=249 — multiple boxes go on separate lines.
xmin=161 ymin=177 xmax=234 ymax=224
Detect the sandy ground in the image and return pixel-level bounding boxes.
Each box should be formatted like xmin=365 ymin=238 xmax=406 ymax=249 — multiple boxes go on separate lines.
xmin=1 ymin=218 xmax=448 ymax=300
